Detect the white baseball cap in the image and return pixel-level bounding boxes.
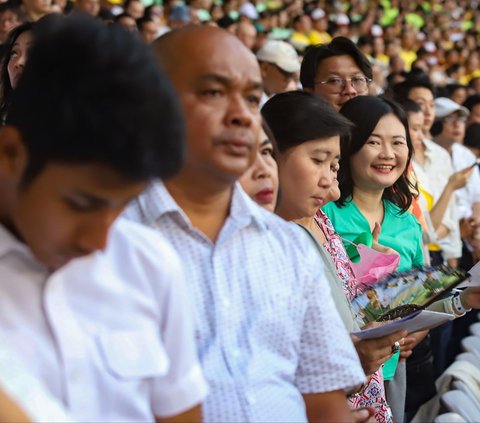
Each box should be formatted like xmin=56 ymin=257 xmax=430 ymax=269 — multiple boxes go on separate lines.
xmin=434 ymin=97 xmax=469 ymax=119
xmin=310 ymin=8 xmax=326 ymax=20
xmin=239 ymin=2 xmax=259 ymax=20
xmin=256 ymin=40 xmax=300 ymax=73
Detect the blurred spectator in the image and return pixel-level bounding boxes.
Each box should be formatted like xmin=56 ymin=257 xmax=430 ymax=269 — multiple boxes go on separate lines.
xmin=73 ymin=0 xmax=100 ymax=17
xmin=394 ymin=77 xmax=436 ymax=139
xmin=310 ymin=8 xmax=331 ymax=44
xmin=0 ymin=2 xmax=20 ymax=46
xmin=290 ymin=13 xmax=314 ymax=52
xmin=370 ymin=63 xmax=386 ymax=95
xmin=389 ymin=54 xmax=406 ymax=75
xmin=446 ymin=83 xmax=468 ymax=105
xmin=114 ymin=12 xmax=137 ymax=32
xmin=20 ymin=0 xmax=52 ymax=21
xmin=235 ymin=20 xmax=256 ymax=50
xmin=0 ymin=22 xmax=34 ymax=124
xmin=394 ymin=78 xmax=462 ymax=265
xmin=256 ymin=40 xmax=299 ymax=105
xmin=469 ymin=76 xmax=480 ymax=95
xmin=433 ymin=97 xmax=480 ymax=262
xmin=168 ymin=4 xmax=191 ymax=29
xmin=137 ymin=15 xmax=159 ymax=44
xmin=464 ymin=94 xmax=480 ymax=126
xmin=357 ymin=35 xmax=373 ymax=61
xmin=123 ymin=0 xmax=143 ymax=19
xmin=372 ymin=36 xmax=389 ymax=67
xmin=464 ymin=123 xmax=480 ymax=159
xmin=330 ymin=13 xmax=350 ymax=38
xmin=238 ymin=1 xmax=257 ymax=21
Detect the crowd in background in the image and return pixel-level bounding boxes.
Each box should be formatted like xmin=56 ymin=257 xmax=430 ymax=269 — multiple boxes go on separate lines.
xmin=1 ymin=0 xmax=480 ymax=95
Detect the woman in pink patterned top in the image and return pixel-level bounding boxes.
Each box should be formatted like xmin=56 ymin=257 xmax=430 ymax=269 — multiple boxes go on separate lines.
xmin=315 ymin=204 xmax=393 ymax=422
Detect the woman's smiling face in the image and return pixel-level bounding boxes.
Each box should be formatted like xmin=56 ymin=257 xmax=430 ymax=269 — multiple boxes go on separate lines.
xmin=350 ymin=113 xmax=409 ymax=192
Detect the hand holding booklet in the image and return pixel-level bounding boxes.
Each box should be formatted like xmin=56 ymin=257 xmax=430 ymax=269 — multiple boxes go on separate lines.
xmin=352 ymin=310 xmax=455 ymax=340
xmin=456 ymin=260 xmax=480 ymax=288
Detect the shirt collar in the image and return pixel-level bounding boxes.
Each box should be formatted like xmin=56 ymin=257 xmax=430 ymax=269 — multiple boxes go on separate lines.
xmin=137 ymin=180 xmax=269 ymax=231
xmin=0 ymin=224 xmax=45 ymax=270
xmin=0 ymin=224 xmax=29 ymax=257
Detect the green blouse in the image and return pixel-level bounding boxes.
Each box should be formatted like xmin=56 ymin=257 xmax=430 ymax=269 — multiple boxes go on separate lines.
xmin=322 ymin=199 xmax=424 ymax=272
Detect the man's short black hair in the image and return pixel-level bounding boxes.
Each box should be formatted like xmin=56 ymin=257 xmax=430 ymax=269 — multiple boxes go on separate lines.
xmin=446 ymin=83 xmax=467 ymax=98
xmin=300 ymin=36 xmax=373 ymax=90
xmin=8 ymin=14 xmax=184 ymax=184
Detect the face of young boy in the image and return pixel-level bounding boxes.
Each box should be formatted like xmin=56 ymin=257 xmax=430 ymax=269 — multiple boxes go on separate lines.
xmin=6 ymin=161 xmax=146 ymax=271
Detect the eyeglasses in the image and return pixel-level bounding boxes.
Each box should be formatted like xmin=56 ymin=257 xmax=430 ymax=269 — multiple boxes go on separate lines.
xmin=314 ymin=76 xmax=372 ymax=92
xmin=443 ymin=115 xmax=467 ymax=124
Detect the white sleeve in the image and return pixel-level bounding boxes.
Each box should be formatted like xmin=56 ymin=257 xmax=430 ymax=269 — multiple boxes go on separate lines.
xmin=0 ymin=339 xmax=73 ymax=422
xmin=439 ymin=197 xmax=462 ymax=260
xmin=295 ymin=246 xmax=365 ymax=394
xmin=151 ymin=244 xmax=208 ymax=418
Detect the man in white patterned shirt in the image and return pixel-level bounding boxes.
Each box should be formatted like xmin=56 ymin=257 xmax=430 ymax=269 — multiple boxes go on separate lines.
xmin=126 ymin=25 xmax=367 ymax=423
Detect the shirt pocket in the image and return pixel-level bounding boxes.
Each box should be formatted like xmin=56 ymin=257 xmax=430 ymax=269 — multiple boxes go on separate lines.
xmin=98 ymin=328 xmax=170 ymax=380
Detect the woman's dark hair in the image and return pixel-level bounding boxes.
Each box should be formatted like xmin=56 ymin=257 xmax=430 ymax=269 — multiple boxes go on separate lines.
xmin=0 ymin=21 xmax=34 ymax=123
xmin=463 ymin=94 xmax=480 ymax=112
xmin=261 ymin=118 xmax=278 ymax=159
xmin=336 ymin=95 xmax=415 ymax=213
xmin=261 ymin=90 xmax=352 ymax=153
xmin=300 ymin=36 xmax=373 ymax=90
xmin=8 ymin=13 xmax=184 ymax=184
xmin=464 ymin=123 xmax=480 ymax=149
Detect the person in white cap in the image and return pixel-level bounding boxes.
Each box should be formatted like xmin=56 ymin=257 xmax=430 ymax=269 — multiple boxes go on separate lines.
xmin=433 ymin=97 xmax=480 ymax=263
xmin=256 ymin=40 xmax=300 ymax=106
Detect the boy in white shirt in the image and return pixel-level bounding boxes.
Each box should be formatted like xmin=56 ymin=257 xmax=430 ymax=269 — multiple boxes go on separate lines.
xmin=0 ymin=13 xmax=206 ymax=422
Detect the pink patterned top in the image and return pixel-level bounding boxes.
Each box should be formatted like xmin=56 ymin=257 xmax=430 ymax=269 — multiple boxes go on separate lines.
xmin=314 ymin=209 xmax=393 ymax=423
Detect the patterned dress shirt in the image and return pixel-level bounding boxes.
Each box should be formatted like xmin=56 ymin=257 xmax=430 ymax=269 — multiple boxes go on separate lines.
xmin=126 ymin=181 xmax=365 ymax=423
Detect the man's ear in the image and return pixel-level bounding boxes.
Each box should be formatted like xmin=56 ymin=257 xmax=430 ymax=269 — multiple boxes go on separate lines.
xmin=0 ymin=126 xmax=27 ymax=181
xmin=259 ymin=61 xmax=268 ymax=79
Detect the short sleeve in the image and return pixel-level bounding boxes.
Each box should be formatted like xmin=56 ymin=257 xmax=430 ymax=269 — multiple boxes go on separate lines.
xmin=151 ymin=245 xmax=208 ymax=418
xmin=295 ymin=247 xmax=365 ymax=394
xmin=0 ymin=340 xmax=73 ymax=422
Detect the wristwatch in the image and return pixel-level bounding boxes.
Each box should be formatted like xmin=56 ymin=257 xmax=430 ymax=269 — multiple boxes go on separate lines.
xmin=452 ymin=291 xmax=472 ymax=316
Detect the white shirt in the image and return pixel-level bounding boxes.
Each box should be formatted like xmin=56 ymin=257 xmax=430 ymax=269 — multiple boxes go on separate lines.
xmin=126 ymin=181 xmax=365 ymax=423
xmin=451 ymin=142 xmax=480 ymax=220
xmin=0 ymin=338 xmax=72 ymax=422
xmin=0 ymin=219 xmax=207 ymax=422
xmin=413 ymin=139 xmax=462 ymax=259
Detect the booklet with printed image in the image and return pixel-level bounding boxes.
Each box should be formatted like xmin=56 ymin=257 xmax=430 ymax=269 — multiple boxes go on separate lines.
xmin=351 ymin=265 xmax=468 ymax=325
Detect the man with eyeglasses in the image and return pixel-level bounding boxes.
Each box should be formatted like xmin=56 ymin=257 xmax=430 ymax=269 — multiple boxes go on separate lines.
xmin=433 ymin=97 xmax=480 ymax=265
xmin=300 ymin=36 xmax=372 ymax=111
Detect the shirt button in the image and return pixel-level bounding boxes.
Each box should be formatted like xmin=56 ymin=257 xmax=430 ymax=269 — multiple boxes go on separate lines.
xmin=232 ymin=348 xmax=241 ymax=358
xmin=222 ymin=297 xmax=231 ymax=308
xmin=246 ymin=394 xmax=256 ymax=405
